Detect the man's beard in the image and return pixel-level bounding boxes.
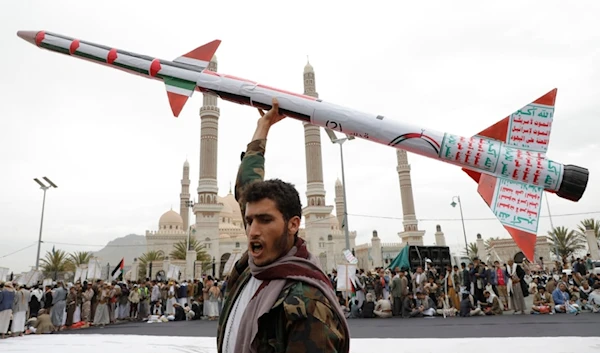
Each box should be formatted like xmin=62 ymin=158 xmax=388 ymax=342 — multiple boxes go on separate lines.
xmin=274 ymin=225 xmax=290 ymax=259
xmin=256 ymin=225 xmax=291 ymax=267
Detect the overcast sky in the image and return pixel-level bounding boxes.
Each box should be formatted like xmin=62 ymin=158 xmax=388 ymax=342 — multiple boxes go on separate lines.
xmin=1 ymin=1 xmax=599 ymax=273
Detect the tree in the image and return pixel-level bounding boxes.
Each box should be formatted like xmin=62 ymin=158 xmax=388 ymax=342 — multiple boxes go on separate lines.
xmin=39 ymin=247 xmax=70 ymax=279
xmin=67 ymin=251 xmax=93 ymax=271
xmin=576 ymin=218 xmax=600 ymax=241
xmin=462 ymin=242 xmax=479 ymax=261
xmin=137 ymin=250 xmax=165 ymax=278
xmin=484 ymin=237 xmax=500 ymax=250
xmin=548 ymin=226 xmax=586 ymax=260
xmin=170 ymin=238 xmax=211 ymax=269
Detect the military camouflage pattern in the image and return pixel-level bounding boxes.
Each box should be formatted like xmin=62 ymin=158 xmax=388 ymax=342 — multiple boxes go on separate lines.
xmin=217 ymin=138 xmax=349 ymax=352
xmin=218 ymin=265 xmax=347 ymax=353
xmin=234 ymin=138 xmax=266 ymax=230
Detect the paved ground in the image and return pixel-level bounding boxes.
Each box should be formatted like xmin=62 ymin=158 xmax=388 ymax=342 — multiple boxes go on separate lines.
xmin=59 ymin=313 xmax=600 ymax=338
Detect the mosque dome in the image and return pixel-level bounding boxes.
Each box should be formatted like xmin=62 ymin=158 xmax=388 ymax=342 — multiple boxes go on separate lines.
xmin=217 ymin=196 xmax=233 ymax=219
xmin=221 ymin=192 xmax=243 ymax=222
xmin=159 ymin=209 xmax=183 ymax=229
xmin=325 ymin=213 xmax=340 ymax=231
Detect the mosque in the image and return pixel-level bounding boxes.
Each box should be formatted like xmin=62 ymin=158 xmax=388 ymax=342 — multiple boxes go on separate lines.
xmin=139 ymin=56 xmax=535 ymax=281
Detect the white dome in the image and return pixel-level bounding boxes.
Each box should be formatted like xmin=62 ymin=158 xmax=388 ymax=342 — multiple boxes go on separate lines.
xmin=159 ymin=209 xmax=183 ymax=228
xmin=217 ymin=196 xmax=233 ymax=219
xmin=221 ymin=192 xmax=243 ymax=222
xmin=326 ymin=213 xmax=340 ymax=230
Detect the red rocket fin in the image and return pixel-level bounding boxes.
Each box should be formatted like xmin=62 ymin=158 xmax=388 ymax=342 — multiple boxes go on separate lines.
xmin=474 ymin=89 xmax=557 ymax=152
xmin=164 ymin=77 xmax=196 ymax=117
xmin=473 ymin=173 xmax=542 ymax=262
xmin=173 ymin=40 xmax=221 ymax=69
xmin=461 ymin=89 xmax=557 ymax=185
xmin=166 ymin=91 xmax=189 ymax=117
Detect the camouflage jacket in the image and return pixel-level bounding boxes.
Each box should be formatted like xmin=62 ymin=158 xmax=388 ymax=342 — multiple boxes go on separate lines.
xmin=216 ymin=138 xmax=348 ymax=353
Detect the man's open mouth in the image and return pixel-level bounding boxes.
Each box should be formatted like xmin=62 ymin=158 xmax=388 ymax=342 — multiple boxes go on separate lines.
xmin=250 ymin=241 xmax=264 ymax=255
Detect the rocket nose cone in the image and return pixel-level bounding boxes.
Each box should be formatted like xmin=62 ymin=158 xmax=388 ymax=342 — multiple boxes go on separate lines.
xmin=17 ymin=30 xmax=39 ymax=45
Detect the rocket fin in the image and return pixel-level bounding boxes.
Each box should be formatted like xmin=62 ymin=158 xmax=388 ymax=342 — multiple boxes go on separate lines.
xmin=164 ymin=77 xmax=196 ymax=117
xmin=173 ymin=40 xmax=221 ymax=69
xmin=475 ymin=173 xmax=543 ymax=262
xmin=474 ymin=89 xmax=557 ymax=153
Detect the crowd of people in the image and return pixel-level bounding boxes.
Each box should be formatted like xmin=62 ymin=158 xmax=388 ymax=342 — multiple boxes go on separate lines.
xmin=0 ymin=275 xmax=227 ymax=339
xmin=334 ymin=255 xmax=600 ymax=319
xmin=1 ymin=256 xmax=598 ymax=338
xmin=1 ymin=256 xmax=598 ymax=339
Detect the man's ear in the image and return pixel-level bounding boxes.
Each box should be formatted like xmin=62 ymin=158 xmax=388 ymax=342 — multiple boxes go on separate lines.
xmin=287 ymin=216 xmax=301 ymax=236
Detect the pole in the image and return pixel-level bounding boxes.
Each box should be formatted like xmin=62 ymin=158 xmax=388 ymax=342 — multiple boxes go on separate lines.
xmin=544 ymin=192 xmax=560 ymax=261
xmin=457 ymin=196 xmax=469 ymax=256
xmin=35 ymin=187 xmax=48 ymax=270
xmin=339 ymin=140 xmax=351 ymax=251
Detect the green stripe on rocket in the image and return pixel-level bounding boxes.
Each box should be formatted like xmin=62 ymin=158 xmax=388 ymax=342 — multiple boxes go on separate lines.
xmin=163 ymin=77 xmax=196 ymax=91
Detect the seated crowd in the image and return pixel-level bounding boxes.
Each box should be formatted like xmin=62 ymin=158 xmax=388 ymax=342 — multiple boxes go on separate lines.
xmin=331 ymin=255 xmax=600 ymax=319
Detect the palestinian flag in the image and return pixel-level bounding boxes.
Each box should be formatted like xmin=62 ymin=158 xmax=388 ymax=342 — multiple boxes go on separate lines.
xmin=111 ymin=258 xmax=124 ymax=281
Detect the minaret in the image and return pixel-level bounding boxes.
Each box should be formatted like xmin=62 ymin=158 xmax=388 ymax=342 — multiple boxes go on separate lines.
xmin=303 ymin=59 xmax=327 ymax=208
xmin=396 ymin=149 xmax=425 ymax=245
xmin=194 ymin=55 xmax=223 ymax=276
xmin=302 ymin=59 xmax=333 ymax=255
xmin=434 ymin=224 xmax=446 ymax=246
xmin=180 ymin=159 xmax=191 ymax=230
xmin=334 ymin=178 xmax=345 ymax=229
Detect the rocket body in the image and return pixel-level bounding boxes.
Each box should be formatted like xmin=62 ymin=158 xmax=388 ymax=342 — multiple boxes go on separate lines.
xmin=18 ymin=30 xmax=570 ymax=197
xmin=17 ymin=30 xmax=589 ymax=261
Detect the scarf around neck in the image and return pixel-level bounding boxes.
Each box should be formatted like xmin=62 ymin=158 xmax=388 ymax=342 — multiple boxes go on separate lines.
xmin=233 ymin=237 xmax=350 ymax=353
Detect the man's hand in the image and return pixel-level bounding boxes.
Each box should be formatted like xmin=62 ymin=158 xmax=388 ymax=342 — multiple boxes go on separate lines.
xmin=252 ymin=97 xmax=286 ymax=141
xmin=257 ymin=97 xmax=286 ymax=126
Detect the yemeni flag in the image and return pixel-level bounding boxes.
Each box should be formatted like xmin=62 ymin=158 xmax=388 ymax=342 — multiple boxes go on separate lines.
xmin=111 ymin=258 xmax=124 ymax=281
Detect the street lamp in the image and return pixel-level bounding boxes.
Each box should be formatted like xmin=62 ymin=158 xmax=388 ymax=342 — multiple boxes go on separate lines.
xmin=33 ymin=177 xmax=57 ymax=270
xmin=325 ymin=128 xmax=354 ymax=251
xmin=450 ymin=195 xmax=469 ymax=257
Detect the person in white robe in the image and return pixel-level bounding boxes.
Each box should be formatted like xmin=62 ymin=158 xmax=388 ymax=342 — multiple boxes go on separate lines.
xmin=11 ymin=284 xmax=30 ymax=336
xmin=0 ymin=282 xmax=16 ymax=339
xmin=166 ymin=281 xmax=177 ymax=315
xmin=93 ymin=286 xmax=110 ymax=326
xmin=50 ymin=282 xmax=67 ymax=331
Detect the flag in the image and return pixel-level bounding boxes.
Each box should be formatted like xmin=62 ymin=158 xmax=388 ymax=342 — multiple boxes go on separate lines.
xmin=111 ymin=258 xmax=124 ymax=281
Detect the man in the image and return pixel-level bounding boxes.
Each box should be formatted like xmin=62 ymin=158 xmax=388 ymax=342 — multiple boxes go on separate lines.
xmin=492 ymin=260 xmax=509 ymax=310
xmin=217 ymin=98 xmax=350 ymax=353
xmin=481 ymin=290 xmax=502 ymax=315
xmin=460 ymin=262 xmax=470 ymax=293
xmin=415 ymin=289 xmax=436 ymax=316
xmin=390 ymin=267 xmax=407 ymax=316
xmin=531 ymin=285 xmax=554 ymax=314
xmin=506 ymin=259 xmax=527 ymax=314
xmin=411 ymin=266 xmax=426 ymax=294
xmin=470 ymin=257 xmax=486 ymax=304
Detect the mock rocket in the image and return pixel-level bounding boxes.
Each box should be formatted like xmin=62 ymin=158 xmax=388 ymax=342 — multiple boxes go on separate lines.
xmin=17 ymin=30 xmax=589 ymax=261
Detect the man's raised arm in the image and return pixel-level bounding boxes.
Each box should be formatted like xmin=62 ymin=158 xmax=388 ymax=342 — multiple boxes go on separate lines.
xmin=234 ymin=97 xmax=286 ymax=229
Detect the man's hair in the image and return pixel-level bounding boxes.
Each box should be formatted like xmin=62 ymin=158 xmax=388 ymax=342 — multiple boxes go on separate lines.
xmin=244 ymin=179 xmax=302 ymax=222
